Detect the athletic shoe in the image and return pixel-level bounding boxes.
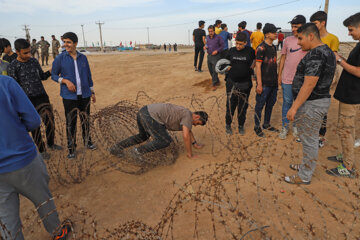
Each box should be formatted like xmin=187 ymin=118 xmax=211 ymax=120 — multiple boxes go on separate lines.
xmin=355 ymin=138 xmax=360 ymax=148
xmin=194 ymin=67 xmax=198 ymax=71
xmin=109 ymin=144 xmax=124 ymax=158
xmin=254 ymin=126 xmax=265 ymax=137
xmin=53 ymin=220 xmax=72 ymax=240
xmin=238 ymin=125 xmax=245 ymax=136
xmin=279 ymin=127 xmax=288 ymax=140
xmin=292 ymin=126 xmax=298 ymax=137
xmin=198 ymin=69 xmax=203 ymax=73
xmin=86 ymin=143 xmax=97 ymax=150
xmin=295 ymin=137 xmax=301 ymax=143
xmin=319 ymin=137 xmax=325 ymax=148
xmin=327 ymin=153 xmax=343 ymax=163
xmin=67 ymin=153 xmax=76 ymax=159
xmin=326 ymin=164 xmax=356 ymax=178
xmin=48 ymin=144 xmax=63 ymax=151
xmin=129 ymin=148 xmax=145 ymax=165
xmin=226 ymin=125 xmax=232 ymax=135
xmin=263 ymin=124 xmax=279 ymax=133
xmin=41 ymin=152 xmax=51 ymax=160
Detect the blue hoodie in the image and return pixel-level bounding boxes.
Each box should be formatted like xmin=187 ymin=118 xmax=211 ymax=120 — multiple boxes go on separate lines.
xmin=0 ymin=75 xmax=40 ymax=174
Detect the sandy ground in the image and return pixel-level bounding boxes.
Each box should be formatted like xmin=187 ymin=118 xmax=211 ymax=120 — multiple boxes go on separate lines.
xmin=17 ymin=44 xmax=360 ymax=239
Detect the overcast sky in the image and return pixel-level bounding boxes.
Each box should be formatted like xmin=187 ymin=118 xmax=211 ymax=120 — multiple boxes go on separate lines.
xmin=0 ymin=0 xmax=359 ymax=47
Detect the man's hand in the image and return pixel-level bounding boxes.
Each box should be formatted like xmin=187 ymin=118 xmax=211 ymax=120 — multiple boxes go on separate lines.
xmin=62 ymin=79 xmax=76 ymax=92
xmin=287 ymin=106 xmax=297 ymax=121
xmin=256 ymin=84 xmax=263 ymax=95
xmin=212 ymin=50 xmax=218 ymax=56
xmin=193 ymin=143 xmax=204 ymax=149
xmin=334 ymin=52 xmax=343 ymax=62
xmin=91 ymin=94 xmax=96 ymax=103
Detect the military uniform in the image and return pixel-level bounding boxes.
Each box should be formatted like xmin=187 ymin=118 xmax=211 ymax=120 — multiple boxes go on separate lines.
xmin=37 ymin=40 xmax=50 ymax=66
xmin=52 ymin=39 xmax=60 ymax=59
xmin=31 ymin=42 xmax=39 ymax=60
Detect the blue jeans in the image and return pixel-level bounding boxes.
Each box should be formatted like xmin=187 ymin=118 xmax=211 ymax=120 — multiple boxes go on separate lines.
xmin=254 ymin=86 xmax=278 ymax=127
xmin=281 ymin=83 xmax=294 ymax=129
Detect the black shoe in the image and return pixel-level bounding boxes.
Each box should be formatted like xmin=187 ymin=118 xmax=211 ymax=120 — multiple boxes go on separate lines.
xmin=198 ymin=69 xmax=203 ymax=72
xmin=238 ymin=125 xmax=245 ymax=136
xmin=41 ymin=152 xmax=51 ymax=160
xmin=226 ymin=125 xmax=232 ymax=135
xmin=254 ymin=126 xmax=265 ymax=137
xmin=67 ymin=150 xmax=76 ymax=159
xmin=48 ymin=144 xmax=63 ymax=151
xmin=109 ymin=144 xmax=124 ymax=158
xmin=86 ymin=142 xmax=97 ymax=150
xmin=53 ymin=220 xmax=72 ymax=240
xmin=263 ymin=124 xmax=279 ymax=133
xmin=129 ymin=148 xmax=145 ymax=166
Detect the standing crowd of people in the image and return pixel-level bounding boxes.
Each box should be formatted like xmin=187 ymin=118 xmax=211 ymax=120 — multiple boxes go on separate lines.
xmin=192 ymin=11 xmax=360 ymax=184
xmin=0 ymin=10 xmax=359 ymax=240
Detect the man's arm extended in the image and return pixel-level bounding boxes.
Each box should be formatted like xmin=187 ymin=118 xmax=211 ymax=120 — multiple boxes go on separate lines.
xmin=182 ymin=125 xmax=193 ymax=158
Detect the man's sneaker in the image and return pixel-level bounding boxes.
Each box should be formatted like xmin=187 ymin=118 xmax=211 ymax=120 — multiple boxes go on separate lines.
xmin=254 ymin=126 xmax=265 ymax=137
xmin=86 ymin=142 xmax=97 ymax=150
xmin=295 ymin=137 xmax=301 ymax=143
xmin=194 ymin=67 xmax=198 ymax=71
xmin=48 ymin=144 xmax=63 ymax=151
xmin=198 ymin=69 xmax=203 ymax=73
xmin=292 ymin=126 xmax=299 ymax=137
xmin=238 ymin=125 xmax=245 ymax=136
xmin=284 ymin=174 xmax=311 ymax=185
xmin=327 ymin=153 xmax=343 ymax=163
xmin=279 ymin=127 xmax=288 ymax=140
xmin=263 ymin=124 xmax=279 ymax=133
xmin=326 ymin=164 xmax=356 ymax=178
xmin=109 ymin=144 xmax=124 ymax=158
xmin=67 ymin=151 xmax=76 ymax=159
xmin=319 ymin=137 xmax=325 ymax=148
xmin=226 ymin=125 xmax=232 ymax=135
xmin=53 ymin=220 xmax=72 ymax=240
xmin=41 ymin=152 xmax=51 ymax=160
xmin=129 ymin=148 xmax=145 ymax=166
xmin=355 ymin=138 xmax=360 ymax=148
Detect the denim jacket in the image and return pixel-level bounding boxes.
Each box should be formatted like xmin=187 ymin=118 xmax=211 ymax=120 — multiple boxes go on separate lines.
xmin=51 ymin=51 xmax=93 ymax=100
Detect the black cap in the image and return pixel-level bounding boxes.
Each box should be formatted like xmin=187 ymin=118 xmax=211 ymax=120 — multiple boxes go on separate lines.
xmin=263 ymin=23 xmax=278 ymax=34
xmin=289 ymin=15 xmax=306 ymax=24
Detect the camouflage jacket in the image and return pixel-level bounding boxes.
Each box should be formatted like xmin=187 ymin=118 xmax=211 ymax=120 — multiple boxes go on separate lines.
xmin=37 ymin=40 xmax=50 ymax=52
xmin=52 ymin=39 xmax=60 ymax=51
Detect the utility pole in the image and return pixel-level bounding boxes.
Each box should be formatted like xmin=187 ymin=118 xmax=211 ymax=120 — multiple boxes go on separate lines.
xmin=324 ymin=0 xmax=329 ymax=14
xmin=95 ymin=21 xmax=105 ymax=52
xmin=188 ymin=29 xmax=190 ymax=46
xmin=81 ymin=24 xmax=86 ymax=48
xmin=147 ymin=27 xmax=150 ymax=45
xmin=23 ymin=25 xmax=31 ymax=42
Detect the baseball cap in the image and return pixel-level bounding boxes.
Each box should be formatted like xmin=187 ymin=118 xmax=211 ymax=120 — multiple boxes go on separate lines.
xmin=263 ymin=23 xmax=278 ymax=34
xmin=289 ymin=15 xmax=306 ymax=24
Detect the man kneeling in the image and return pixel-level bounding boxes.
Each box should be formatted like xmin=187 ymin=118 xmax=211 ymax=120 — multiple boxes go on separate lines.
xmin=110 ymin=103 xmax=208 ymax=164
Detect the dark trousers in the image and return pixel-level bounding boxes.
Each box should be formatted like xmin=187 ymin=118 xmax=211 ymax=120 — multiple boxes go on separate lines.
xmin=116 ymin=106 xmax=172 ymax=154
xmin=62 ymin=96 xmax=92 ymax=153
xmin=194 ymin=46 xmax=205 ymax=70
xmin=29 ymin=95 xmax=55 ymax=153
xmin=319 ymin=114 xmax=327 ymax=136
xmin=207 ymin=54 xmax=221 ymax=86
xmin=225 ymin=80 xmax=252 ymax=127
xmin=254 ymin=86 xmax=278 ymax=127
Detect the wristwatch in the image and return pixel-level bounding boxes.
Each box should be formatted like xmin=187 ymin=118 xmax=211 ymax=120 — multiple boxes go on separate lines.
xmin=337 ymin=58 xmax=343 ymax=64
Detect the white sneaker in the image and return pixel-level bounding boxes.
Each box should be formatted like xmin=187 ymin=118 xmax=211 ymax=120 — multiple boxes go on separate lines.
xmin=292 ymin=126 xmax=298 ymax=137
xmin=355 ymin=138 xmax=360 ymax=148
xmin=279 ymin=127 xmax=288 ymax=140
